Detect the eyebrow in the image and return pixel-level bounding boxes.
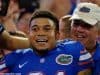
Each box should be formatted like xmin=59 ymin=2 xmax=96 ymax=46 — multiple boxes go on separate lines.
xmin=73 ymin=20 xmax=93 ymax=27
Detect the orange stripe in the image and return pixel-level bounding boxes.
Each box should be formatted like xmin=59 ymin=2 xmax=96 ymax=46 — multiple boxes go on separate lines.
xmin=78 ymin=59 xmax=93 ymax=65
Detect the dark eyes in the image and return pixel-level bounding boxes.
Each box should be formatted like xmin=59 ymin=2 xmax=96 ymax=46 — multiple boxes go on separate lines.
xmin=31 ymin=25 xmax=52 ymax=32
xmin=43 ymin=25 xmax=51 ymax=31
xmin=72 ymin=20 xmax=93 ymax=29
xmin=31 ymin=27 xmax=38 ymax=32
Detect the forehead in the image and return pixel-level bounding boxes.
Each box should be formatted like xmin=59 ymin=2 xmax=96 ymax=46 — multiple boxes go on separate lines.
xmin=30 ymin=18 xmax=55 ymax=27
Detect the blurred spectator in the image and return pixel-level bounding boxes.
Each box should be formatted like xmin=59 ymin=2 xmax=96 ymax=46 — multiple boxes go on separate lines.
xmin=0 ymin=0 xmax=18 ymax=32
xmin=59 ymin=15 xmax=71 ymax=40
xmin=18 ymin=0 xmax=40 ymax=12
xmin=2 ymin=0 xmax=40 ymax=32
xmin=16 ymin=10 xmax=33 ymax=35
xmin=15 ymin=0 xmax=40 ymax=38
xmin=40 ymin=0 xmax=77 ymax=19
xmin=16 ymin=0 xmax=40 ymax=35
xmin=0 ymin=0 xmax=40 ymax=57
xmin=69 ymin=0 xmax=77 ymax=15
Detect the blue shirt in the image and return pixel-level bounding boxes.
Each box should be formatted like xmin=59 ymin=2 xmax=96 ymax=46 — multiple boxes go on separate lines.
xmin=0 ymin=39 xmax=92 ymax=75
xmin=92 ymin=43 xmax=100 ymax=75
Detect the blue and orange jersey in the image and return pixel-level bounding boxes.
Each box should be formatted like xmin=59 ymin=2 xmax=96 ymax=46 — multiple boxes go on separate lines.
xmin=0 ymin=39 xmax=93 ymax=75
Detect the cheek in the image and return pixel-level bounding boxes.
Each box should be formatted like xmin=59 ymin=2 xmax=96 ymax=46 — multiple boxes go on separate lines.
xmin=50 ymin=32 xmax=55 ymax=37
xmin=47 ymin=32 xmax=56 ymax=42
xmin=29 ymin=35 xmax=33 ymax=42
xmin=29 ymin=32 xmax=35 ymax=42
xmin=50 ymin=31 xmax=57 ymax=39
xmin=71 ymin=27 xmax=76 ymax=31
xmin=91 ymin=32 xmax=97 ymax=38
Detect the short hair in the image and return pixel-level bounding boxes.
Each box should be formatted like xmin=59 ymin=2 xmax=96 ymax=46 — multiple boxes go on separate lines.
xmin=29 ymin=10 xmax=59 ymax=31
xmin=60 ymin=15 xmax=71 ymax=33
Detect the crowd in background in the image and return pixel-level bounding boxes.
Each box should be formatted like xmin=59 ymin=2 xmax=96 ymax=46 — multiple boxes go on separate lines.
xmin=0 ymin=0 xmax=99 ymax=75
xmin=0 ymin=0 xmax=100 ymax=65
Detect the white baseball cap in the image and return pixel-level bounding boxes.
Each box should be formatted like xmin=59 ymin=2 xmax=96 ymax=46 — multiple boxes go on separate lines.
xmin=70 ymin=2 xmax=100 ymax=25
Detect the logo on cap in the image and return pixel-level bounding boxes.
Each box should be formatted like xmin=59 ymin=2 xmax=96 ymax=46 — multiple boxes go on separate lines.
xmin=79 ymin=7 xmax=90 ymax=13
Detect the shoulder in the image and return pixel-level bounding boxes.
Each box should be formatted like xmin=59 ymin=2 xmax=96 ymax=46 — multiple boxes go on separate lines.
xmin=57 ymin=39 xmax=84 ymax=49
xmin=4 ymin=48 xmax=33 ymax=59
xmin=2 ymin=48 xmax=33 ymax=65
xmin=95 ymin=43 xmax=100 ymax=53
xmin=94 ymin=43 xmax=100 ymax=59
xmin=15 ymin=48 xmax=33 ymax=54
xmin=57 ymin=39 xmax=85 ymax=56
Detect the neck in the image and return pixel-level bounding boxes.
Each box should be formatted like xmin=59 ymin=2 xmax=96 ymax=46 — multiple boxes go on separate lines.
xmin=32 ymin=47 xmax=48 ymax=56
xmin=35 ymin=50 xmax=48 ymax=56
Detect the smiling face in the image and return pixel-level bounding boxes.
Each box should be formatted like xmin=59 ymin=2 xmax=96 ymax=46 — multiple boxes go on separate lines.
xmin=71 ymin=20 xmax=98 ymax=48
xmin=29 ymin=18 xmax=59 ymax=52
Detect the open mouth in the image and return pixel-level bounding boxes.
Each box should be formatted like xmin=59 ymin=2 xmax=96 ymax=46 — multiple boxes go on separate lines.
xmin=35 ymin=36 xmax=48 ymax=44
xmin=36 ymin=39 xmax=48 ymax=43
xmin=35 ymin=36 xmax=48 ymax=42
xmin=75 ymin=34 xmax=86 ymax=40
xmin=77 ymin=35 xmax=85 ymax=38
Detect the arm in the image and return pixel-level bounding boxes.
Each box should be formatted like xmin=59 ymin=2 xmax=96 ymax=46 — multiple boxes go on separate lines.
xmin=77 ymin=50 xmax=92 ymax=75
xmin=0 ymin=24 xmax=30 ymax=50
xmin=76 ymin=42 xmax=93 ymax=75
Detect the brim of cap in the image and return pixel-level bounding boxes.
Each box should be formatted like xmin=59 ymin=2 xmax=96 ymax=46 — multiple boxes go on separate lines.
xmin=70 ymin=13 xmax=97 ymax=25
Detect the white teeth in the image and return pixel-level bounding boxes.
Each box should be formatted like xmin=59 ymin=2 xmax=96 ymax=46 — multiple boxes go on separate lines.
xmin=36 ymin=39 xmax=47 ymax=42
xmin=77 ymin=35 xmax=83 ymax=38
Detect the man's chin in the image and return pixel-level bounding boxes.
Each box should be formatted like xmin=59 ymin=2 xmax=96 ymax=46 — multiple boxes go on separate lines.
xmin=37 ymin=47 xmax=49 ymax=50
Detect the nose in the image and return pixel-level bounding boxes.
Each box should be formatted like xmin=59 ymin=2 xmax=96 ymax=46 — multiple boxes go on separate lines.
xmin=37 ymin=28 xmax=46 ymax=36
xmin=36 ymin=34 xmax=46 ymax=39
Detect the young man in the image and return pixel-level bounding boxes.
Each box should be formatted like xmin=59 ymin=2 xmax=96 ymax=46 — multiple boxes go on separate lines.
xmin=0 ymin=10 xmax=92 ymax=75
xmin=70 ymin=2 xmax=100 ymax=75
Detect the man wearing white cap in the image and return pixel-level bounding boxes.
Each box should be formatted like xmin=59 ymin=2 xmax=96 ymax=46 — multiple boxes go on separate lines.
xmin=70 ymin=2 xmax=100 ymax=75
